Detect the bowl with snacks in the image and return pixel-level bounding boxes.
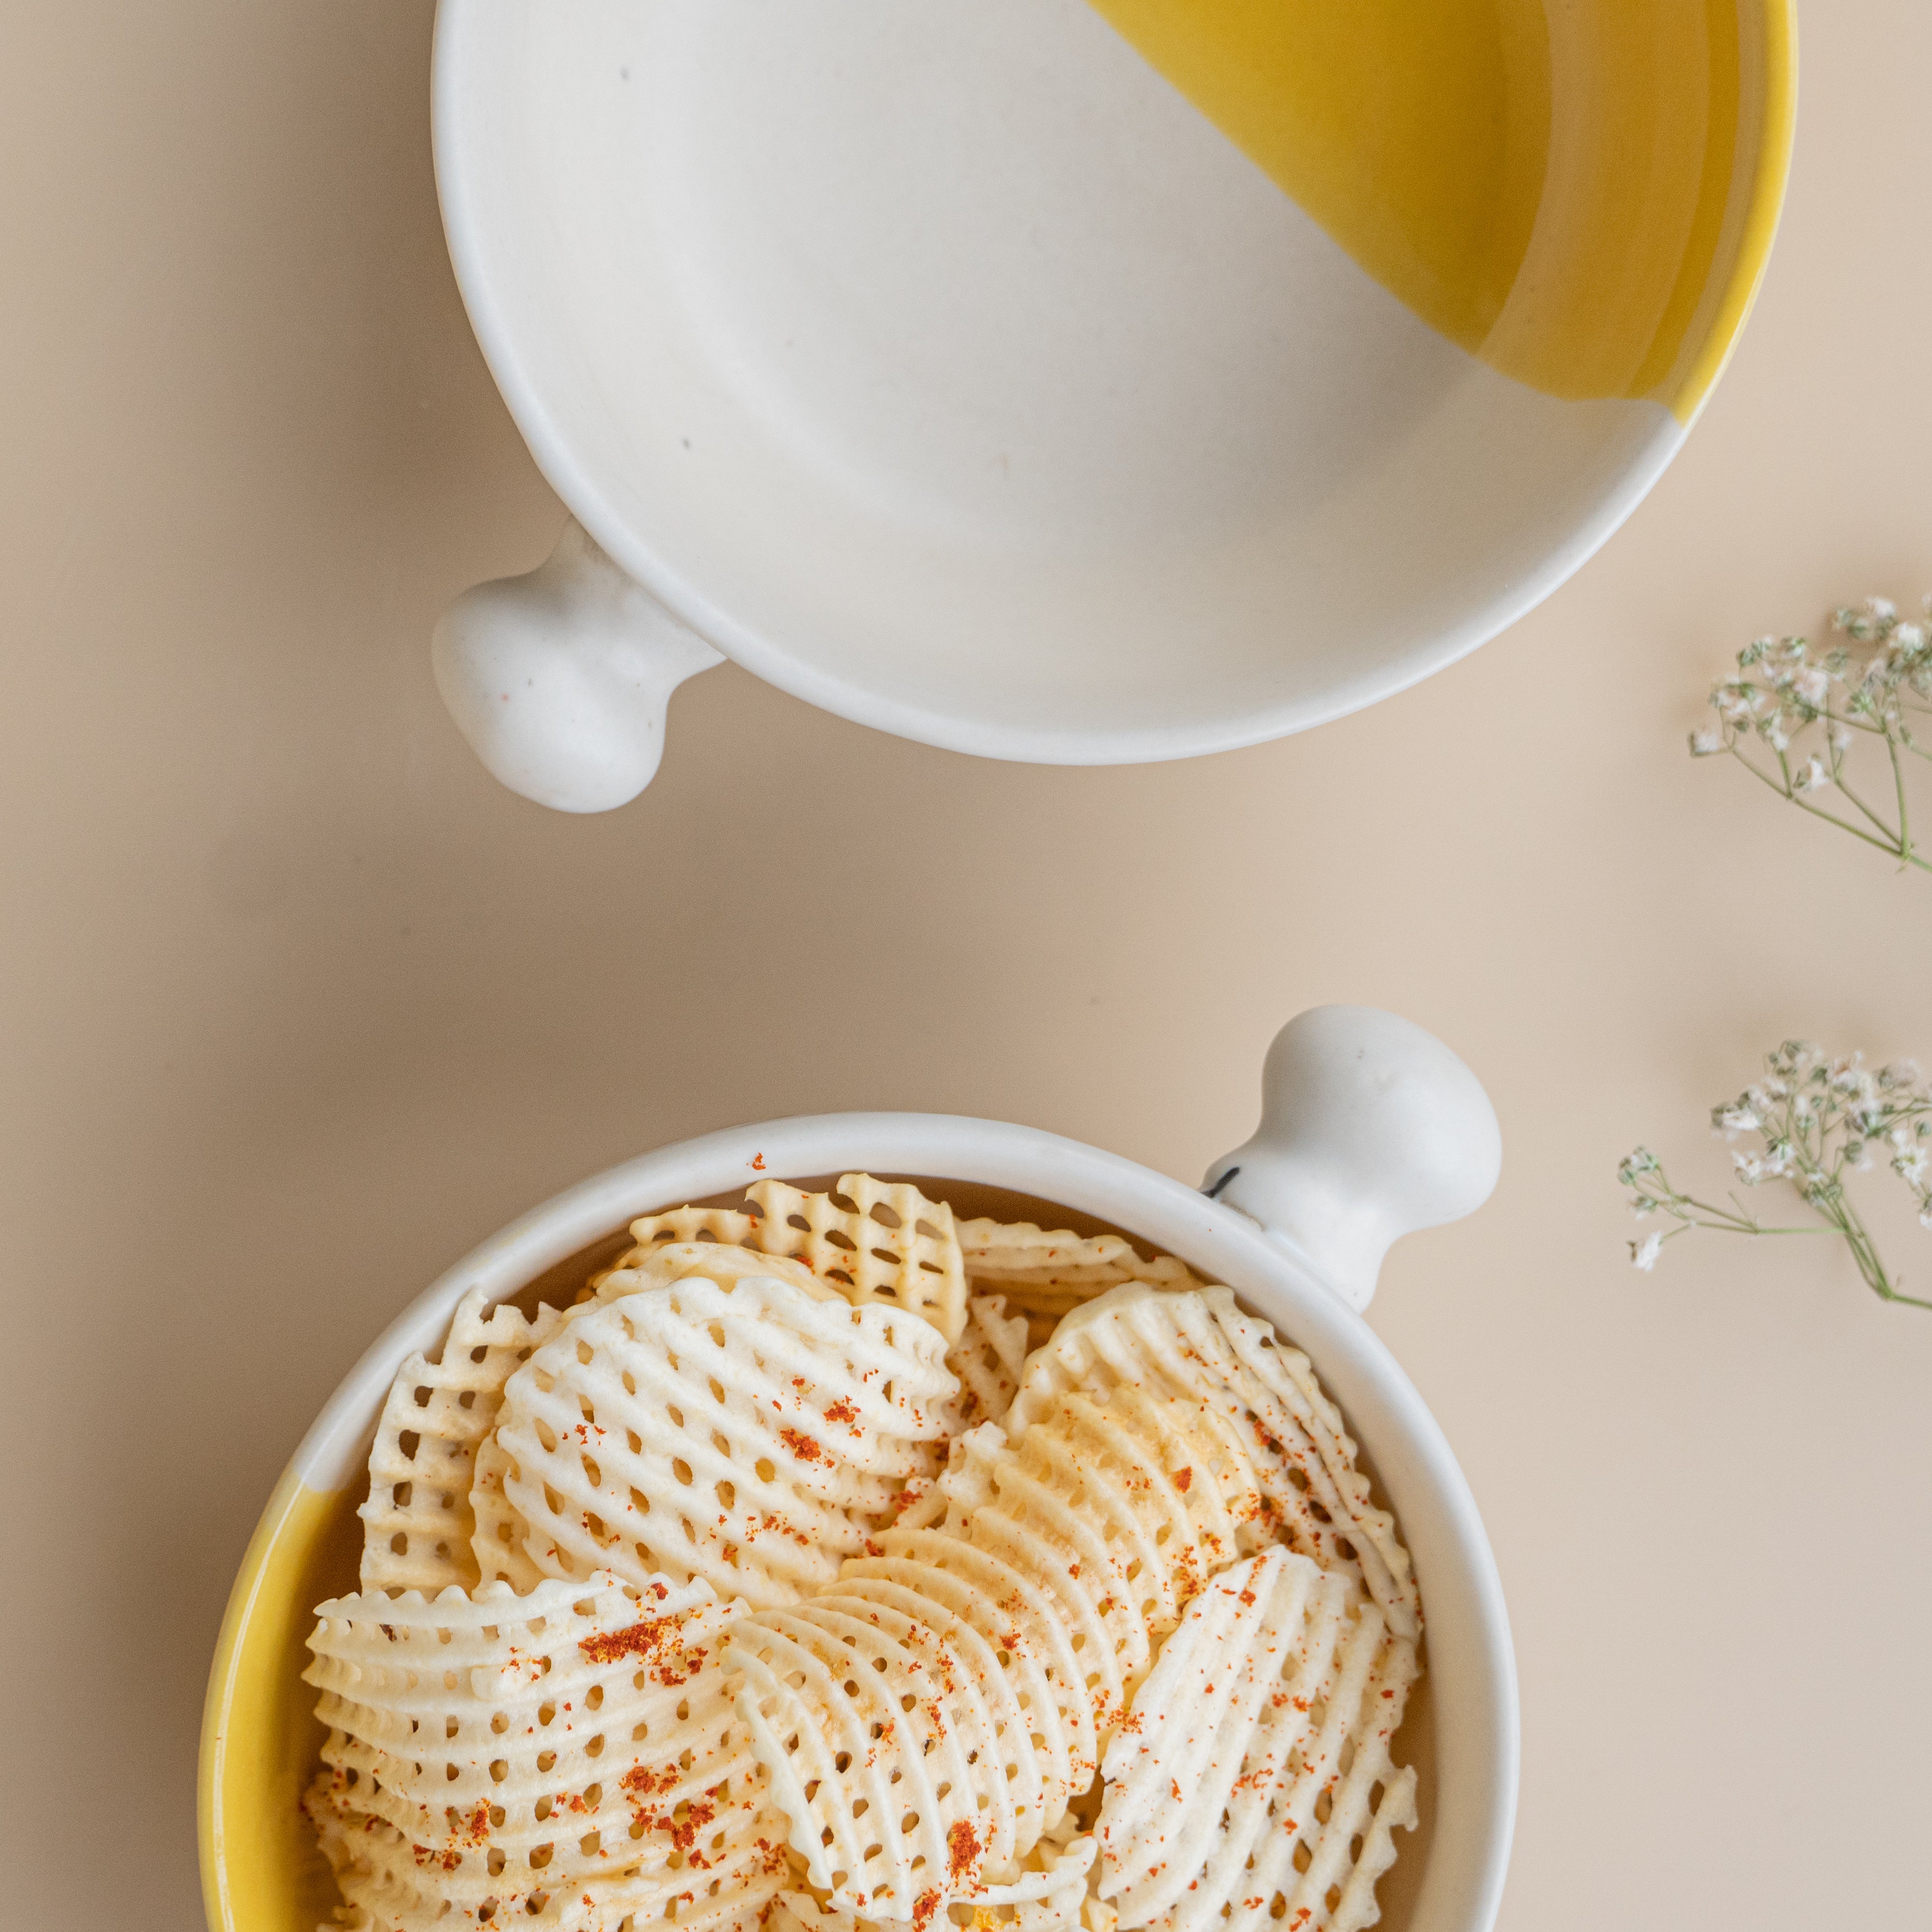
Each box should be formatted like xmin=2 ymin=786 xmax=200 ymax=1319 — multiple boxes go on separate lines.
xmin=427 ymin=0 xmax=1795 ymax=810
xmin=200 ymin=1007 xmax=1515 ymax=1932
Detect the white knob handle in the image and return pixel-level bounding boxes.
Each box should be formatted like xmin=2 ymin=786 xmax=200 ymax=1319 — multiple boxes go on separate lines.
xmin=1202 ymin=1006 xmax=1502 ymax=1312
xmin=431 ymin=519 xmax=724 ymax=813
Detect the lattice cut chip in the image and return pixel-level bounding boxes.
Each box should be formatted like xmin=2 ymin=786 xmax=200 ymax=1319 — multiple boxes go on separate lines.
xmin=934 ymin=1383 xmax=1265 ymax=1744
xmin=770 ymin=1834 xmax=1100 ymax=1932
xmin=590 ymin=1240 xmax=842 ymax=1311
xmin=492 ymin=1273 xmax=955 ymax=1608
xmin=956 ymin=1220 xmax=1198 ymax=1291
xmin=303 ymin=1570 xmax=790 ymax=1929
xmin=357 ymin=1286 xmax=570 ymax=1596
xmin=611 ymin=1179 xmax=968 ymax=1344
xmin=954 ymin=1219 xmax=1198 ymax=1345
xmin=1097 ymin=1547 xmax=1419 ymax=1932
xmin=943 ymin=1294 xmax=1028 ymax=1432
xmin=469 ymin=1428 xmax=549 ymax=1594
xmin=1009 ymin=1284 xmax=1421 ymax=1641
xmin=744 ymin=1174 xmax=968 ymax=1344
xmin=725 ymin=1573 xmax=1057 ymax=1920
xmin=839 ymin=1528 xmax=1092 ymax=1841
xmin=622 ymin=1202 xmax=764 ymax=1254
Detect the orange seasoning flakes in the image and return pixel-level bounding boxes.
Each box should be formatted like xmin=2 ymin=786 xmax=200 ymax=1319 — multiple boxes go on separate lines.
xmin=946 ymin=1818 xmax=983 ymax=1886
xmin=778 ymin=1426 xmax=825 ymax=1464
xmin=578 ymin=1617 xmax=674 ymax=1667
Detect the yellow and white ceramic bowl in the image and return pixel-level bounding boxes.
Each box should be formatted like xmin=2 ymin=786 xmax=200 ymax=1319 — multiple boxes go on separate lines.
xmin=426 ymin=0 xmax=1797 ymax=809
xmin=201 ymin=1008 xmax=1516 ymax=1932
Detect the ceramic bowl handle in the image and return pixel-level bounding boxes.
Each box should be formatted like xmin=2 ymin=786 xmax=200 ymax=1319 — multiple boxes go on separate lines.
xmin=431 ymin=519 xmax=725 ymax=813
xmin=1202 ymin=1006 xmax=1502 ymax=1312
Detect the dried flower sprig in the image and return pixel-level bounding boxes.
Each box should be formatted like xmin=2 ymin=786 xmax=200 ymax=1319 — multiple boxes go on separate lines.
xmin=1620 ymin=1041 xmax=1932 ymax=1310
xmin=1691 ymin=595 xmax=1932 ymax=871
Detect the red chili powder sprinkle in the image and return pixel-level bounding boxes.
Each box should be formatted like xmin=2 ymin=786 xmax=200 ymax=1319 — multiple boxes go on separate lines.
xmin=912 ymin=1889 xmax=943 ymax=1932
xmin=578 ymin=1618 xmax=671 ymax=1666
xmin=1173 ymin=1468 xmax=1193 ymax=1492
xmin=947 ymin=1819 xmax=982 ymax=1884
xmin=779 ymin=1426 xmax=824 ymax=1464
xmin=823 ymin=1397 xmax=859 ymax=1426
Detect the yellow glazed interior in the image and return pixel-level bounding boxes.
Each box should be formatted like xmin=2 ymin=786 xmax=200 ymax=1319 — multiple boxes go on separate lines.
xmin=200 ymin=1473 xmax=365 ymax=1932
xmin=1087 ymin=0 xmax=1796 ymax=419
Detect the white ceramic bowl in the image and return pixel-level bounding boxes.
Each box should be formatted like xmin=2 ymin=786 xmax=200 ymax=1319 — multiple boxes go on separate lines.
xmin=426 ymin=0 xmax=1793 ymax=810
xmin=200 ymin=1009 xmax=1516 ymax=1932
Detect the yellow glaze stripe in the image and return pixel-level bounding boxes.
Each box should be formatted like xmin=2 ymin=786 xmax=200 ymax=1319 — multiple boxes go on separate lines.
xmin=1086 ymin=0 xmax=1795 ymax=421
xmin=1665 ymin=0 xmax=1796 ymax=422
xmin=199 ymin=1474 xmax=364 ymax=1932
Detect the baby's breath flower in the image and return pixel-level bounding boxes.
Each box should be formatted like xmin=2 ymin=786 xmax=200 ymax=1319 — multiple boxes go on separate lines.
xmin=1620 ymin=1041 xmax=1932 ymax=1310
xmin=1693 ymin=596 xmax=1932 ymax=874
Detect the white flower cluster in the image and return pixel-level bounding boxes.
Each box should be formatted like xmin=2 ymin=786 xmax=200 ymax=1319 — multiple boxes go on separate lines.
xmin=1619 ymin=1042 xmax=1932 ymax=1308
xmin=1690 ymin=595 xmax=1932 ymax=871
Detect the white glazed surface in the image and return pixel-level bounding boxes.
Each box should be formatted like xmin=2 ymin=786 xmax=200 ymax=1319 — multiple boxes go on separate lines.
xmin=291 ymin=1111 xmax=1517 ymax=1932
xmin=430 ymin=0 xmax=1681 ymax=797
xmin=1208 ymin=1007 xmax=1505 ymax=1313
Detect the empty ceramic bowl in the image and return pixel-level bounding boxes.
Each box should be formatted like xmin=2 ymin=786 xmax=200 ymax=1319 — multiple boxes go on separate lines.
xmin=427 ymin=0 xmax=1795 ymax=809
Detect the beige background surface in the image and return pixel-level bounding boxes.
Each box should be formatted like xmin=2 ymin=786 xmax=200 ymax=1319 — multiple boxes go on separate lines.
xmin=3 ymin=4 xmax=1929 ymax=1927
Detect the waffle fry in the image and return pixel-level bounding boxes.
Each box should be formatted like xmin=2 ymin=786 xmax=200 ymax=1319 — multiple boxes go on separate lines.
xmin=303 ymin=1571 xmax=789 ymax=1929
xmin=357 ymin=1287 xmax=570 ymax=1597
xmin=1008 ymin=1286 xmax=1420 ymax=1642
xmin=1096 ymin=1548 xmax=1418 ymax=1932
xmin=493 ymin=1274 xmax=955 ymax=1607
xmin=771 ymin=1833 xmax=1100 ymax=1932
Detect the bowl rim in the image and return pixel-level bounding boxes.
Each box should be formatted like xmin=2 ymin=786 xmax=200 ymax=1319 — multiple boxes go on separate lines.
xmin=199 ymin=1111 xmax=1519 ymax=1932
xmin=428 ymin=0 xmax=1796 ymax=767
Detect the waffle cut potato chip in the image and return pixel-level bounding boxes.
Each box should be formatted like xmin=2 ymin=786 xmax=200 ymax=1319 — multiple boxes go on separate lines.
xmin=1096 ymin=1548 xmax=1419 ymax=1932
xmin=744 ymin=1175 xmax=967 ymax=1344
xmin=303 ymin=1571 xmax=790 ymax=1931
xmin=953 ymin=1220 xmax=1197 ymax=1350
xmin=470 ymin=1429 xmax=551 ymax=1595
xmin=468 ymin=1249 xmax=851 ymax=1595
xmin=614 ymin=1177 xmax=968 ymax=1345
xmin=1007 ymin=1286 xmax=1420 ymax=1643
xmin=935 ymin=1381 xmax=1271 ymax=1740
xmin=770 ymin=1833 xmax=1101 ymax=1932
xmin=886 ymin=1295 xmax=1029 ymax=1536
xmin=586 ymin=1242 xmax=841 ymax=1313
xmin=939 ymin=1296 xmax=1028 ymax=1437
xmin=837 ymin=1527 xmax=1095 ymax=1835
xmin=724 ymin=1572 xmax=1051 ymax=1921
xmin=358 ymin=1287 xmax=571 ymax=1597
xmin=491 ymin=1273 xmax=956 ymax=1608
